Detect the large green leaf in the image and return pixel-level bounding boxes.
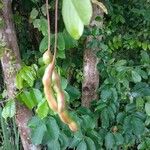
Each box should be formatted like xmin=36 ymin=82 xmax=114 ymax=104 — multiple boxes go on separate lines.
xmin=71 ymin=0 xmax=92 ymax=25
xmin=62 ymin=0 xmax=84 ymax=39
xmin=2 ymin=100 xmax=16 ymax=120
xmin=46 ymin=117 xmax=60 ymax=141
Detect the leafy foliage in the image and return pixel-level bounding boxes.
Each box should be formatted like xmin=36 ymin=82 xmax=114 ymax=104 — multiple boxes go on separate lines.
xmin=1 ymin=0 xmax=150 ymax=149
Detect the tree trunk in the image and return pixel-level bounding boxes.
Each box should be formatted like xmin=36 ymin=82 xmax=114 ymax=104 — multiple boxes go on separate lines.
xmin=0 ymin=1 xmax=40 ymax=149
xmin=82 ymin=5 xmax=103 ymax=107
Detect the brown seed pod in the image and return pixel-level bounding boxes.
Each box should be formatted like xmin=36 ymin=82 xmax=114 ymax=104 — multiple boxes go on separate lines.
xmin=59 ymin=110 xmax=72 ymax=124
xmin=43 ymin=63 xmax=58 ymax=112
xmin=68 ymin=121 xmax=78 ymax=132
xmin=44 ymin=86 xmax=58 ymax=112
xmin=52 ymin=70 xmax=65 ymax=113
xmin=43 ymin=50 xmax=53 ymax=65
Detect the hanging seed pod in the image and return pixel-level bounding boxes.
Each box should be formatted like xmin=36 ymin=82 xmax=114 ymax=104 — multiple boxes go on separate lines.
xmin=59 ymin=110 xmax=78 ymax=132
xmin=43 ymin=50 xmax=53 ymax=65
xmin=52 ymin=70 xmax=65 ymax=113
xmin=43 ymin=63 xmax=58 ymax=112
xmin=68 ymin=121 xmax=78 ymax=132
xmin=59 ymin=110 xmax=72 ymax=124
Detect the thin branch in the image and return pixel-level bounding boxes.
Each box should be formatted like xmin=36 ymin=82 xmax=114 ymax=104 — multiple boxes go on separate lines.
xmin=46 ymin=0 xmax=51 ymax=53
xmin=51 ymin=0 xmax=58 ymax=66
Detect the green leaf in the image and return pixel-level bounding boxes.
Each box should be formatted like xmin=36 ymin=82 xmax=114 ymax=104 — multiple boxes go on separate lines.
xmin=105 ymin=132 xmax=115 ymax=150
xmin=62 ymin=0 xmax=84 ymax=39
xmin=39 ymin=36 xmax=48 ymax=52
xmin=131 ymin=70 xmax=142 ymax=83
xmin=95 ymin=103 xmax=107 ymax=112
xmin=30 ymin=88 xmax=43 ymax=103
xmin=16 ymin=66 xmax=36 ymax=89
xmin=61 ymin=77 xmax=68 ymax=89
xmin=66 ymin=85 xmax=81 ymax=101
xmin=41 ymin=4 xmax=47 ymax=16
xmin=101 ymin=108 xmax=109 ymax=128
xmin=87 ymin=130 xmax=102 ymax=149
xmin=30 ymin=8 xmax=38 ymax=20
xmin=125 ymin=103 xmax=136 ymax=113
xmin=16 ymin=73 xmax=23 ymax=89
xmin=77 ymin=140 xmax=87 ymax=150
xmin=81 ymin=115 xmax=95 ymax=130
xmin=59 ymin=133 xmax=69 ymax=149
xmin=63 ymin=30 xmax=78 ymax=49
xmin=28 ymin=116 xmax=43 ymax=129
xmin=142 ymin=42 xmax=148 ymax=50
xmin=36 ymin=100 xmax=49 ymax=119
xmin=57 ymin=49 xmax=66 ymax=59
xmin=132 ymin=116 xmax=144 ymax=136
xmin=47 ymin=140 xmax=60 ymax=150
xmin=69 ymin=136 xmax=81 ymax=148
xmin=58 ymin=33 xmax=65 ymax=50
xmin=145 ymin=102 xmax=150 ymax=116
xmin=136 ymin=97 xmax=144 ymax=110
xmin=116 ymin=112 xmax=126 ymax=124
xmin=31 ymin=123 xmax=47 ymax=145
xmin=64 ymin=90 xmax=70 ymax=102
xmin=71 ymin=0 xmax=92 ymax=25
xmin=19 ymin=91 xmax=36 ymax=109
xmin=141 ymin=51 xmax=150 ymax=64
xmin=20 ymin=66 xmax=36 ymax=87
xmin=115 ymin=59 xmax=127 ymax=66
xmin=33 ymin=18 xmax=47 ymax=36
xmin=101 ymin=89 xmax=112 ymax=102
xmin=85 ymin=137 xmax=96 ymax=150
xmin=114 ymin=133 xmax=124 ymax=145
xmin=2 ymin=100 xmax=16 ymax=120
xmin=46 ymin=117 xmax=60 ymax=141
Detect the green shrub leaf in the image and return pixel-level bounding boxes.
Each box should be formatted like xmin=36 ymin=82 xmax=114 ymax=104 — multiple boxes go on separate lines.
xmin=145 ymin=102 xmax=150 ymax=116
xmin=2 ymin=100 xmax=15 ymax=120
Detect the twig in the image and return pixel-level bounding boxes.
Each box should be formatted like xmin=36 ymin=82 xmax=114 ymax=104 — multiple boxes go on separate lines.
xmin=52 ymin=0 xmax=58 ymax=64
xmin=46 ymin=0 xmax=51 ymax=53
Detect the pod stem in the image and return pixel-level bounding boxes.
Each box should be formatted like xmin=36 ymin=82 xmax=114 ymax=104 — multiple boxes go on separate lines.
xmin=46 ymin=0 xmax=51 ymax=54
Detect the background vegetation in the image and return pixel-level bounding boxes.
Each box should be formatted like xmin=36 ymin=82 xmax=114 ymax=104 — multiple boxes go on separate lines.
xmin=0 ymin=0 xmax=150 ymax=149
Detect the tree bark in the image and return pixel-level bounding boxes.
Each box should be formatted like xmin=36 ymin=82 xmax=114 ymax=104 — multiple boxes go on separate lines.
xmin=0 ymin=1 xmax=40 ymax=149
xmin=82 ymin=5 xmax=103 ymax=107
